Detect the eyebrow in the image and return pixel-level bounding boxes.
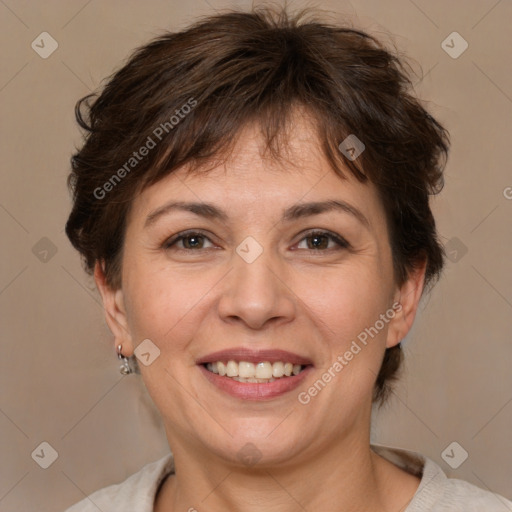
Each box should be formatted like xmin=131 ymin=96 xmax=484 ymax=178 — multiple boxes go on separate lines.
xmin=144 ymin=199 xmax=370 ymax=230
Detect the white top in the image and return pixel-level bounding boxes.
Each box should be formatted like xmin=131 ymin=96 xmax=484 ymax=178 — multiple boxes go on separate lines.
xmin=64 ymin=444 xmax=512 ymax=511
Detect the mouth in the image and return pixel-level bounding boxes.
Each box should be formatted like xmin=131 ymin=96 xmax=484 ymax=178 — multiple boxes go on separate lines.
xmin=196 ymin=348 xmax=313 ymax=400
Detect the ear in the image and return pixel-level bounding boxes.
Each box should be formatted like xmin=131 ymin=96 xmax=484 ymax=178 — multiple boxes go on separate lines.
xmin=386 ymin=258 xmax=427 ymax=349
xmin=94 ymin=261 xmax=134 ymax=356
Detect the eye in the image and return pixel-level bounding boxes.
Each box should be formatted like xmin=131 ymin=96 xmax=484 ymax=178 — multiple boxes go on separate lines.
xmin=163 ymin=230 xmax=216 ymax=251
xmin=162 ymin=229 xmax=349 ymax=253
xmin=295 ymin=230 xmax=350 ymax=251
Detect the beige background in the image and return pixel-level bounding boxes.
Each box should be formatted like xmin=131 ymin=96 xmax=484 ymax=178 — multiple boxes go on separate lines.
xmin=0 ymin=0 xmax=511 ymax=510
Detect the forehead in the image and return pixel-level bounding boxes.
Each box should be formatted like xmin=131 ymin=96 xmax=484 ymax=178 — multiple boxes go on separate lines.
xmin=129 ymin=115 xmax=386 ymax=230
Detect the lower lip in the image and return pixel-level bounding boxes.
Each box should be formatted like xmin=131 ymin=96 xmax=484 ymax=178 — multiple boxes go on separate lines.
xmin=199 ymin=364 xmax=313 ymax=400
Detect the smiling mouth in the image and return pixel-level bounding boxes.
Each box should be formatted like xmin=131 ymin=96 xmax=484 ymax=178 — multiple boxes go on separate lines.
xmin=203 ymin=360 xmax=309 ymax=383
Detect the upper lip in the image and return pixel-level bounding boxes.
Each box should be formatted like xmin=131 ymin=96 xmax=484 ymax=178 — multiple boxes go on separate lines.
xmin=196 ymin=348 xmax=313 ymax=366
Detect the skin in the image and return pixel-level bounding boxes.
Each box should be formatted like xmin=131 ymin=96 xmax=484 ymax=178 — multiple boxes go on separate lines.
xmin=95 ymin=111 xmax=426 ymax=512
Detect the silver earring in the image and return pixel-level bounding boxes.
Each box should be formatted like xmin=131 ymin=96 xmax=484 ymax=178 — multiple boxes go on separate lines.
xmin=117 ymin=344 xmax=133 ymax=375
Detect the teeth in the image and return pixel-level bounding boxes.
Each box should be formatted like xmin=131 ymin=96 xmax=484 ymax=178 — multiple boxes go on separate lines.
xmin=272 ymin=362 xmax=284 ymax=377
xmin=231 ymin=376 xmax=277 ymax=383
xmin=239 ymin=361 xmax=255 ymax=378
xmin=205 ymin=360 xmax=305 ymax=380
xmin=255 ymin=362 xmax=273 ymax=379
xmin=226 ymin=360 xmax=238 ymax=377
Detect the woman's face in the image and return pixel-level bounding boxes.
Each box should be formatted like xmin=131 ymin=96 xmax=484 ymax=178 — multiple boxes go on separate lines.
xmin=99 ymin=115 xmax=424 ymax=467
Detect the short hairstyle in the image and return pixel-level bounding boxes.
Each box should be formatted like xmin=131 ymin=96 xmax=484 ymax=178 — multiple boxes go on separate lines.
xmin=65 ymin=6 xmax=450 ymax=406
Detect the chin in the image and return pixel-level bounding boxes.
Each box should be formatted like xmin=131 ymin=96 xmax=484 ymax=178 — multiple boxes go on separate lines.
xmin=206 ymin=420 xmax=305 ymax=465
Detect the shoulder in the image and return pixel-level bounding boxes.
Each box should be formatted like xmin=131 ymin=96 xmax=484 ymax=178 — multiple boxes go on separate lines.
xmin=423 ymin=476 xmax=512 ymax=511
xmin=62 ymin=453 xmax=174 ymax=512
xmin=371 ymin=444 xmax=512 ymax=512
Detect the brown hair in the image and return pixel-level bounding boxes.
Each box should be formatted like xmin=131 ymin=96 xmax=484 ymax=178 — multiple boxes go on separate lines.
xmin=65 ymin=6 xmax=449 ymax=406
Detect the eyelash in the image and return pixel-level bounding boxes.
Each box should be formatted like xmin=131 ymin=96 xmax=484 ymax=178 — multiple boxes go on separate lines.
xmin=162 ymin=229 xmax=350 ymax=252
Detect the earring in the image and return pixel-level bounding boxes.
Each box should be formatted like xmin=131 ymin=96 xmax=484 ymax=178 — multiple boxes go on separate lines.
xmin=117 ymin=344 xmax=133 ymax=375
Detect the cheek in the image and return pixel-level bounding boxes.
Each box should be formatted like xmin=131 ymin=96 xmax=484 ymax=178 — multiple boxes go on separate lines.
xmin=301 ymin=272 xmax=392 ymax=409
xmin=123 ymin=260 xmax=216 ymax=352
xmin=298 ymin=262 xmax=392 ymax=348
xmin=122 ymin=265 xmax=213 ymax=418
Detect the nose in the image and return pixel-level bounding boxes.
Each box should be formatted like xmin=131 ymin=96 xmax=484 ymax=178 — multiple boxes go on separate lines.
xmin=217 ymin=247 xmax=296 ymax=330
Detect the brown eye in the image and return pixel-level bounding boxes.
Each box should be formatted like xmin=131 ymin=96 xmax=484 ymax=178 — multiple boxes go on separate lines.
xmin=296 ymin=231 xmax=349 ymax=251
xmin=306 ymin=233 xmax=329 ymax=249
xmin=163 ymin=231 xmax=214 ymax=251
xmin=181 ymin=234 xmax=205 ymax=249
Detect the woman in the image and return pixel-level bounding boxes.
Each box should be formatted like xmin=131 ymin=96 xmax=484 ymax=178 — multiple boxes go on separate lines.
xmin=63 ymin=6 xmax=512 ymax=511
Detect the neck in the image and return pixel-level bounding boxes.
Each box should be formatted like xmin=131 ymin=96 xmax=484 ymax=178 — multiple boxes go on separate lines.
xmin=155 ymin=425 xmax=412 ymax=512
